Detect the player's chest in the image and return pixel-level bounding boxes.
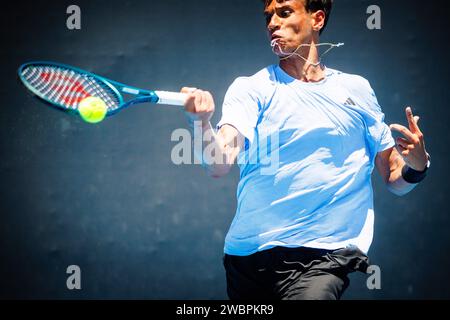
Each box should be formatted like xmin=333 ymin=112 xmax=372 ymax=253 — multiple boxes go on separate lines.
xmin=260 ymin=86 xmax=366 ymax=138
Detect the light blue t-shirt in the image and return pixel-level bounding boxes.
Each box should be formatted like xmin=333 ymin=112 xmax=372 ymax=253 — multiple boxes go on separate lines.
xmin=217 ymin=65 xmax=395 ymax=256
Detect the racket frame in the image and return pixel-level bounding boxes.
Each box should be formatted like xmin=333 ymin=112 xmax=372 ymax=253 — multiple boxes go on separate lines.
xmin=18 ymin=61 xmax=173 ymax=117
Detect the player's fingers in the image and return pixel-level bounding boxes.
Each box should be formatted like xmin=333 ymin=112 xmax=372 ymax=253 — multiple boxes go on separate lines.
xmin=194 ymin=90 xmax=203 ymax=112
xmin=183 ymin=95 xmax=196 ymax=113
xmin=396 ymin=137 xmax=414 ymax=150
xmin=181 ymin=87 xmax=214 ymax=116
xmin=182 ymin=88 xmax=200 ymax=113
xmin=395 ymin=143 xmax=409 ymax=157
xmin=389 ymin=124 xmax=418 ymax=143
xmin=181 ymin=87 xmax=198 ymax=103
xmin=413 ymin=115 xmax=424 ymax=140
xmin=395 ymin=143 xmax=405 ymax=154
xmin=406 ymin=107 xmax=420 ymax=133
xmin=188 ymin=89 xmax=201 ymax=105
xmin=180 ymin=87 xmax=197 ymax=94
xmin=203 ymin=91 xmax=215 ymax=113
xmin=197 ymin=90 xmax=205 ymax=109
xmin=183 ymin=96 xmax=195 ymax=113
xmin=200 ymin=90 xmax=210 ymax=111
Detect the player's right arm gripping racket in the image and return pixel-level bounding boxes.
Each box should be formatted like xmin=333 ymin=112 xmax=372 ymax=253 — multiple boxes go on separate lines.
xmin=18 ymin=61 xmax=187 ymax=118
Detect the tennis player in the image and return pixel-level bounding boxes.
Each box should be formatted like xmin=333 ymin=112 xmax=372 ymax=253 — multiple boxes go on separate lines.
xmin=181 ymin=0 xmax=430 ymax=300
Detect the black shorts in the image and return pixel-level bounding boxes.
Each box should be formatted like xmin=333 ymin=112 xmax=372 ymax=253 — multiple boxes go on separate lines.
xmin=223 ymin=245 xmax=369 ymax=300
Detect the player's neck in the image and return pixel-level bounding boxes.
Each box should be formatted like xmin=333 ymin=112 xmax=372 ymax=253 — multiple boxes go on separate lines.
xmin=279 ymin=42 xmax=325 ymax=83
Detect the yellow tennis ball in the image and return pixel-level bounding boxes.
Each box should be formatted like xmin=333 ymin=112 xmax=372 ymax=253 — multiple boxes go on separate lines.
xmin=78 ymin=96 xmax=107 ymax=123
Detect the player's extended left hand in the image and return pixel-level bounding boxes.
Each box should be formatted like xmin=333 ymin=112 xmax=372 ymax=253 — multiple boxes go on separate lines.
xmin=389 ymin=107 xmax=429 ymax=171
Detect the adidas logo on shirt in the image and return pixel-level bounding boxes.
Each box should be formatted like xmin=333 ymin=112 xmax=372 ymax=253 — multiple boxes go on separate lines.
xmin=344 ymin=97 xmax=356 ymax=106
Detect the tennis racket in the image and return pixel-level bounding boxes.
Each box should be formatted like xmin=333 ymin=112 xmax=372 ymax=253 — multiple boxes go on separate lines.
xmin=18 ymin=61 xmax=187 ymax=118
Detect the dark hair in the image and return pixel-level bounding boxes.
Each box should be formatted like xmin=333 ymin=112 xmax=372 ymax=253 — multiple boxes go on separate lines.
xmin=262 ymin=0 xmax=333 ymax=35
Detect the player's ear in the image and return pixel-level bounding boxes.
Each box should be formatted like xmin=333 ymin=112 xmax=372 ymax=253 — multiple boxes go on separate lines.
xmin=311 ymin=10 xmax=326 ymax=33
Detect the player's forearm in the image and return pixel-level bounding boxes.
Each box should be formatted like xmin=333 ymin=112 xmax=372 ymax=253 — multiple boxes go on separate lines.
xmin=386 ymin=165 xmax=418 ymax=196
xmin=190 ymin=121 xmax=235 ymax=177
xmin=181 ymin=87 xmax=239 ymax=177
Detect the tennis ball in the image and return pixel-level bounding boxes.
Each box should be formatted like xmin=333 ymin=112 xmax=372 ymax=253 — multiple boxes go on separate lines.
xmin=78 ymin=96 xmax=107 ymax=124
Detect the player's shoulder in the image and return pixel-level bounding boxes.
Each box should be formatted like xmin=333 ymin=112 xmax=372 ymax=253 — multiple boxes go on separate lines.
xmin=327 ymin=68 xmax=382 ymax=115
xmin=231 ymin=65 xmax=275 ymax=85
xmin=326 ymin=67 xmax=377 ymax=103
xmin=226 ymin=65 xmax=276 ymax=97
xmin=326 ymin=67 xmax=372 ymax=90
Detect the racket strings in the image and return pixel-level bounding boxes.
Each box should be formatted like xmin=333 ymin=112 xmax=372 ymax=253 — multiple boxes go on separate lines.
xmin=21 ymin=65 xmax=120 ymax=111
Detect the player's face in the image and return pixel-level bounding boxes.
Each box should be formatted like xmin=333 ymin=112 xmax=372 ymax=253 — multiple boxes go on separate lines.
xmin=264 ymin=0 xmax=314 ymax=56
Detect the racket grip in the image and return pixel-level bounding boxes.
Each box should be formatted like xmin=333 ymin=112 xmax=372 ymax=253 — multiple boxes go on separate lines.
xmin=155 ymin=91 xmax=187 ymax=106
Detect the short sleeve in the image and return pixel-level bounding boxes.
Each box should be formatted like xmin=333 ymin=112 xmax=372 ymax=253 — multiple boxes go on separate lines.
xmin=358 ymin=78 xmax=395 ymax=153
xmin=216 ymin=77 xmax=260 ymax=144
xmin=377 ymin=112 xmax=396 ymax=152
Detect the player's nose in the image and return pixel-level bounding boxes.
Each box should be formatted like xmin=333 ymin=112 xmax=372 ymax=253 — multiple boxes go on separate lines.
xmin=267 ymin=15 xmax=281 ymax=33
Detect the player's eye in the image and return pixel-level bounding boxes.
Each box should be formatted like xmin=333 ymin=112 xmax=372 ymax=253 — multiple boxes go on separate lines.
xmin=264 ymin=13 xmax=273 ymax=25
xmin=279 ymin=10 xmax=292 ymax=18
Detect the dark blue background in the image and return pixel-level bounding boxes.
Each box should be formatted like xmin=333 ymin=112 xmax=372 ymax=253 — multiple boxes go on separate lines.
xmin=1 ymin=0 xmax=449 ymax=299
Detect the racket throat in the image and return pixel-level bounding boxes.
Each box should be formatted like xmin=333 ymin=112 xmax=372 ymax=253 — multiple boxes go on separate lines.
xmin=124 ymin=93 xmax=159 ymax=107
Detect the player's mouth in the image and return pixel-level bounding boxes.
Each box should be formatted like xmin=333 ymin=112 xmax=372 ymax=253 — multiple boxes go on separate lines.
xmin=271 ymin=33 xmax=282 ymax=41
xmin=270 ymin=35 xmax=285 ymax=51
